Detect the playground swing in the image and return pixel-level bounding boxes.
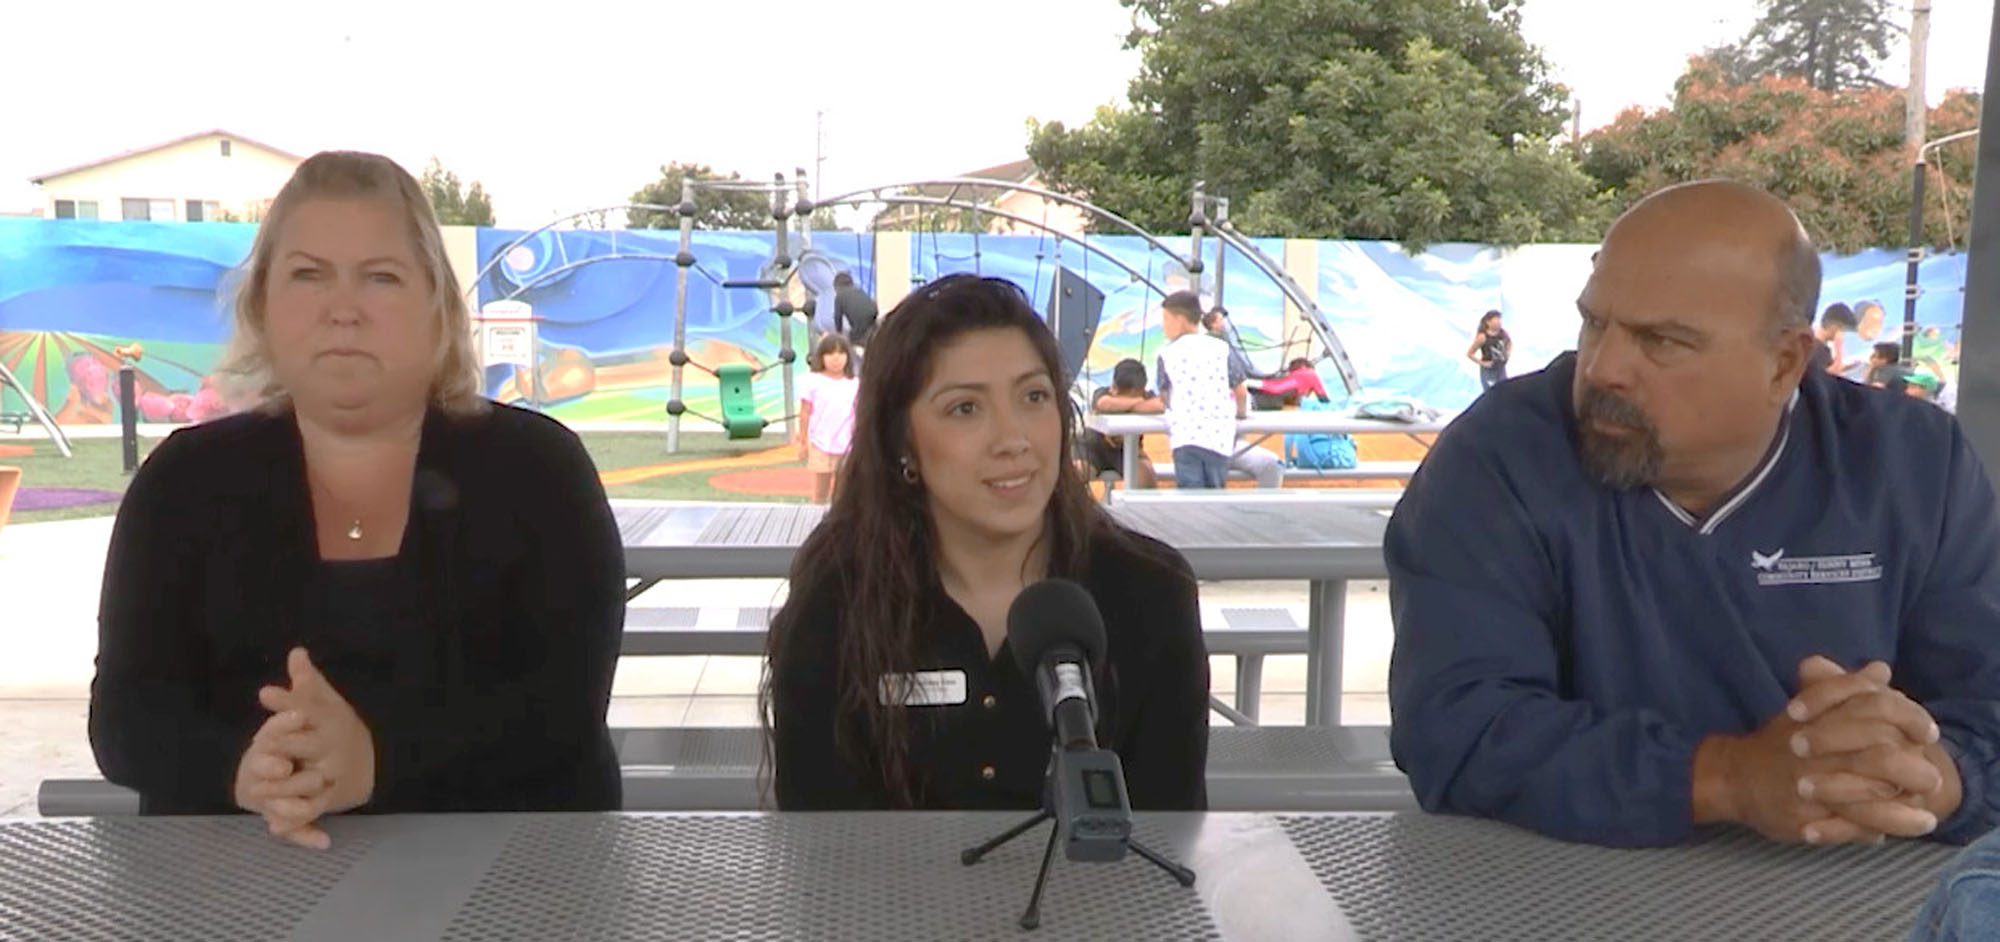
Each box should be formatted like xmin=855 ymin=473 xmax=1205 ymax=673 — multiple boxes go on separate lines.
xmin=921 ymin=196 xmax=986 ymax=281
xmin=713 ymin=363 xmax=765 ymax=439
xmin=474 ymin=176 xmax=1354 ymax=458
xmin=847 ymin=226 xmax=874 ymax=295
xmin=970 ymin=209 xmax=984 ymax=276
xmin=658 ymin=173 xmax=818 ymax=452
xmin=1029 ymin=198 xmax=1055 ymax=310
xmin=664 ymin=257 xmax=796 ymax=441
xmin=666 ymin=351 xmax=794 ymax=441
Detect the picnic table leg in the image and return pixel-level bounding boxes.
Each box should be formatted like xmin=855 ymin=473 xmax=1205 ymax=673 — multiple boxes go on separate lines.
xmin=625 ymin=577 xmax=663 ymax=603
xmin=1122 ymin=434 xmax=1138 ymax=491
xmin=1208 ymin=696 xmax=1258 ymax=727
xmin=1305 ymin=579 xmax=1346 ymax=726
xmin=1231 ymin=432 xmax=1279 ymax=460
xmin=1235 ymin=656 xmax=1264 ymax=723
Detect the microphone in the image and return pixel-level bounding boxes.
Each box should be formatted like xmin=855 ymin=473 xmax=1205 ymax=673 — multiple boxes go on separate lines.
xmin=964 ymin=581 xmax=1198 ymax=917
xmin=414 ymin=468 xmax=460 ymax=513
xmin=1006 ymin=579 xmax=1107 ymax=752
xmin=1006 ymin=579 xmax=1132 ymax=863
xmin=412 ymin=467 xmax=465 ymax=687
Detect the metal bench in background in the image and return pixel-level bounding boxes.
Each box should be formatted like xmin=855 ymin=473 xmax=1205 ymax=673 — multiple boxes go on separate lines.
xmin=1147 ymin=459 xmax=1419 ymax=485
xmin=619 ymin=605 xmax=1314 ymax=725
xmin=621 ymin=606 xmax=767 ymax=656
xmin=1105 ymin=487 xmax=1404 ymax=511
xmin=622 ymin=499 xmax=1388 ymax=727
xmin=38 ymin=726 xmax=1415 ymax=816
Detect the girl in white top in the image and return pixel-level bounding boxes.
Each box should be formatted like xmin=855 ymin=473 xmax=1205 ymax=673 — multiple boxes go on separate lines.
xmin=798 ymin=333 xmax=860 ymax=503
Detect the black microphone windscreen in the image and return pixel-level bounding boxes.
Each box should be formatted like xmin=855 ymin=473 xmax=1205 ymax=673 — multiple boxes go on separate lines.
xmin=1005 ymin=579 xmax=1106 ymax=675
xmin=415 ymin=469 xmax=460 ymax=513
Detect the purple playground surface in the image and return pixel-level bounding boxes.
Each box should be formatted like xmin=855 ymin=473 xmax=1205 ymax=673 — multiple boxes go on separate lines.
xmin=12 ymin=487 xmax=122 ymax=512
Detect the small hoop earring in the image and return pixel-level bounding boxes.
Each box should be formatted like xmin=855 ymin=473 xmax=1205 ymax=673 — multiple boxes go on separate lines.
xmin=900 ymin=456 xmax=920 ymax=484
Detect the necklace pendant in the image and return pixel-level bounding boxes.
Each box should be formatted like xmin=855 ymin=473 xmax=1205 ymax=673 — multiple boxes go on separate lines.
xmin=346 ymin=520 xmax=363 ymax=541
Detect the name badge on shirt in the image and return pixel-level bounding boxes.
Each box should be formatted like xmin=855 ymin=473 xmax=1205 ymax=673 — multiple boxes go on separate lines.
xmin=879 ymin=670 xmax=969 ymax=707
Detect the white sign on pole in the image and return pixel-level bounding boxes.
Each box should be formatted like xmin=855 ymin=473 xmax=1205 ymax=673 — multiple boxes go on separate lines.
xmin=477 ymin=301 xmax=536 ymax=370
xmin=484 ymin=325 xmax=534 ymax=368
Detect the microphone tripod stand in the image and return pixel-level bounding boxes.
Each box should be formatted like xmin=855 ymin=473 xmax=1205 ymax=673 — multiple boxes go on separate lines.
xmin=959 ymin=753 xmax=1196 ymax=930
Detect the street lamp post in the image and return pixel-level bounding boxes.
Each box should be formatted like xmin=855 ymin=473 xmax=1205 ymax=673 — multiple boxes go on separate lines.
xmin=1905 ymin=128 xmax=1982 ymax=361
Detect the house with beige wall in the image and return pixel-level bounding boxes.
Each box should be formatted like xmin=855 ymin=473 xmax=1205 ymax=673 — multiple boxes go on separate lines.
xmin=873 ymin=159 xmax=1091 ymax=236
xmin=29 ymin=130 xmax=302 ymax=223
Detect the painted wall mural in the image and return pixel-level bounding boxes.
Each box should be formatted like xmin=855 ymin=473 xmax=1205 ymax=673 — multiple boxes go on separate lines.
xmin=0 ymin=218 xmax=246 ymax=425
xmin=907 ymin=232 xmax=1292 ymax=400
xmin=912 ymin=233 xmax=1968 ymax=408
xmin=0 ymin=218 xmax=1970 ymax=435
xmin=471 ymin=227 xmax=875 ymax=424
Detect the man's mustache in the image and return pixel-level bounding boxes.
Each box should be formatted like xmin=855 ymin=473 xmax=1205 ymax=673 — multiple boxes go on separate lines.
xmin=1578 ymin=385 xmax=1652 ymax=432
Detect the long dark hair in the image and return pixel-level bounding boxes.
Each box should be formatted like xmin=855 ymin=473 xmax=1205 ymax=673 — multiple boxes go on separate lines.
xmin=761 ymin=274 xmax=1127 ymax=806
xmin=1478 ymin=310 xmax=1508 ymax=342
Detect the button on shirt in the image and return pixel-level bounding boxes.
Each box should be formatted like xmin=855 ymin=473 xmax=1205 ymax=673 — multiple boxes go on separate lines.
xmin=770 ymin=527 xmax=1211 ymax=811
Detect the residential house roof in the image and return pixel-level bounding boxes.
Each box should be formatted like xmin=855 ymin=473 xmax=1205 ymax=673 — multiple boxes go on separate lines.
xmin=30 ymin=129 xmax=304 ymax=184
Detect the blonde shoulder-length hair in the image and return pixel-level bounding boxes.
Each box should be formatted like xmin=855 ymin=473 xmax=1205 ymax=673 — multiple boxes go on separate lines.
xmin=219 ymin=150 xmax=486 ymax=416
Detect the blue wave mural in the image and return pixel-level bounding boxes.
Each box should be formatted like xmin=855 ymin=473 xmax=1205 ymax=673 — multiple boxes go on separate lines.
xmin=909 ymin=232 xmax=1295 ymax=398
xmin=0 ymin=219 xmax=249 ymax=424
xmin=0 ymin=217 xmax=1970 ymax=431
xmin=470 ymin=227 xmax=875 ymax=422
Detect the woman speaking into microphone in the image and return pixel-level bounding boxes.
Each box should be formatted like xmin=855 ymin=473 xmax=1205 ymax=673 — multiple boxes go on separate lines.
xmin=762 ymin=274 xmax=1210 ymax=811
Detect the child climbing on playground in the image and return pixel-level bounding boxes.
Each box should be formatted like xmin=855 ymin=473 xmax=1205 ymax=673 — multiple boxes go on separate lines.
xmin=797 ymin=333 xmax=859 ymax=504
xmin=1252 ymin=358 xmax=1330 ymax=408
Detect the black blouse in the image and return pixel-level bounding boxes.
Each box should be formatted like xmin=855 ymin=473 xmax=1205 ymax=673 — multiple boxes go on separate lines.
xmin=308 ymin=559 xmax=422 ymax=691
xmin=771 ymin=526 xmax=1210 ymax=811
xmin=88 ymin=404 xmax=625 ymax=815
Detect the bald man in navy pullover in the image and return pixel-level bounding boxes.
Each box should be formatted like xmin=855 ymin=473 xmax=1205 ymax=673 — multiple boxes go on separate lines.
xmin=1388 ymin=180 xmax=1998 ymax=848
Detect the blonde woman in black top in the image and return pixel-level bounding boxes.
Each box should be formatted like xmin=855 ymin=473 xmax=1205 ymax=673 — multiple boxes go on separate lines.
xmin=90 ymin=152 xmax=623 ymax=846
xmin=762 ymin=275 xmax=1210 ymax=811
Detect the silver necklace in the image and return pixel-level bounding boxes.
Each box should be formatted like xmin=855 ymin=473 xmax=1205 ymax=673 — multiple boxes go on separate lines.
xmin=346 ymin=519 xmax=363 ymax=541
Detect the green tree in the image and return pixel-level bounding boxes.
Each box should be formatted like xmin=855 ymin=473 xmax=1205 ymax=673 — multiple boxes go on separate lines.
xmin=628 ymin=163 xmax=778 ymax=230
xmin=805 ymin=207 xmax=843 ymax=231
xmin=1580 ymin=56 xmax=1980 ymax=252
xmin=859 ymin=178 xmax=1022 ymax=233
xmin=419 ymin=158 xmax=496 ymax=226
xmin=1710 ymin=0 xmax=1901 ymax=91
xmin=570 ymin=208 xmax=612 ymax=230
xmin=1026 ymin=0 xmax=1611 ymax=249
xmin=870 ymin=204 xmax=1001 ymax=234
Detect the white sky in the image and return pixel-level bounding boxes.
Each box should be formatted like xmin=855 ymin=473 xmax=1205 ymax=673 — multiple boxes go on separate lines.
xmin=1 ymin=0 xmax=1991 ymax=227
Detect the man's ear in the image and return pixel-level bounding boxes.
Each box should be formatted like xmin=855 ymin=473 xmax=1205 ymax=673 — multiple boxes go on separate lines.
xmin=1772 ymin=325 xmax=1815 ymax=401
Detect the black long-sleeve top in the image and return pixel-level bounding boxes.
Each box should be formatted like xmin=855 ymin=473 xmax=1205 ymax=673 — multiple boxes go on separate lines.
xmin=772 ymin=527 xmax=1210 ymax=811
xmin=89 ymin=403 xmax=624 ymax=815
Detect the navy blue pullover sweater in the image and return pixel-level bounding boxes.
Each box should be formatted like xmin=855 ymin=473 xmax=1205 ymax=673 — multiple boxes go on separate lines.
xmin=1388 ymin=353 xmax=2000 ymax=847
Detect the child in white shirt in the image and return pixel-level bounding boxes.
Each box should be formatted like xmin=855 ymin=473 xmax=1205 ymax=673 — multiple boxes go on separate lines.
xmin=1153 ymin=291 xmax=1246 ymax=489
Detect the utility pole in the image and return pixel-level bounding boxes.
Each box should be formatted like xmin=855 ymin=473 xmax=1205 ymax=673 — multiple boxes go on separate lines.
xmin=1572 ymin=98 xmax=1582 ymax=155
xmin=1900 ymin=0 xmax=1934 ymax=361
xmin=814 ymin=108 xmax=828 ymax=205
xmin=1907 ymin=0 xmax=1932 ymax=165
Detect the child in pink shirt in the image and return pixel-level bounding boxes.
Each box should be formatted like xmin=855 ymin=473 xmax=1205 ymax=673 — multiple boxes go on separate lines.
xmin=797 ymin=334 xmax=860 ymax=503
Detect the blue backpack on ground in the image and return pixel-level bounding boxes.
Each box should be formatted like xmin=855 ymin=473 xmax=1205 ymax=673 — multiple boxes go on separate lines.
xmin=1284 ymin=398 xmax=1358 ymax=470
